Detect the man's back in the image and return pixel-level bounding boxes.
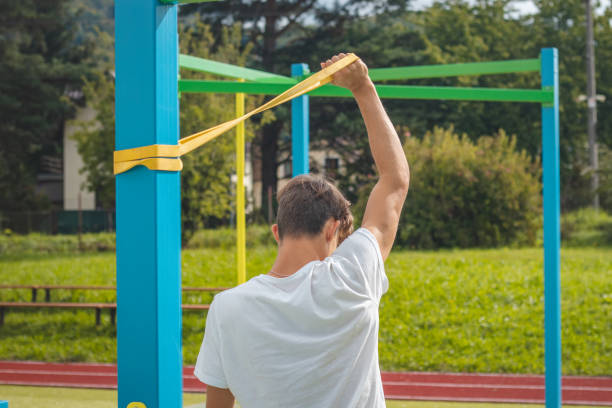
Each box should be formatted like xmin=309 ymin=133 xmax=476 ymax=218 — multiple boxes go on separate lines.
xmin=195 ymin=53 xmax=410 ymax=408
xmin=195 ymin=228 xmax=388 ymax=408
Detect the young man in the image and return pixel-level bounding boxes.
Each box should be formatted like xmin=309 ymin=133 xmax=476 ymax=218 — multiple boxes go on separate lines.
xmin=194 ymin=53 xmax=410 ymax=408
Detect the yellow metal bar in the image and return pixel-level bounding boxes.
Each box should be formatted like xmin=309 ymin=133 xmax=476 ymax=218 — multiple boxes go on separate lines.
xmin=236 ymin=80 xmax=246 ymax=285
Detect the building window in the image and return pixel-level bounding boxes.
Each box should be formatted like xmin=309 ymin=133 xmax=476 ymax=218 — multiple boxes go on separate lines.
xmin=325 ymin=158 xmax=339 ymax=171
xmin=325 ymin=158 xmax=339 ymax=178
xmin=282 ymin=161 xmax=292 ymax=178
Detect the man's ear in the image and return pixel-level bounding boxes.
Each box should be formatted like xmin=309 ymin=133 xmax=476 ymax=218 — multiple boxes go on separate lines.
xmin=271 ymin=224 xmax=281 ymax=245
xmin=324 ymin=218 xmax=341 ymax=243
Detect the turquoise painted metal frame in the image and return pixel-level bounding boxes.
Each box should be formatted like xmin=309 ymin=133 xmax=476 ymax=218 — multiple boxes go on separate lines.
xmin=291 ymin=63 xmax=310 ymax=176
xmin=115 ymin=1 xmax=181 ymax=408
xmin=180 ymin=51 xmax=563 ymax=408
xmin=541 ymin=48 xmax=562 ymax=408
xmin=115 ymin=0 xmax=562 ymax=406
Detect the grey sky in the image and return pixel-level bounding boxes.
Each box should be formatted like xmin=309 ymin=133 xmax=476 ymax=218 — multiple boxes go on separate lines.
xmin=411 ymin=0 xmax=611 ymax=15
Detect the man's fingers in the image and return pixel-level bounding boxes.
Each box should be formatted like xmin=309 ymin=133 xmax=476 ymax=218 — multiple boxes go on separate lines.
xmin=322 ymin=53 xmax=360 ymax=73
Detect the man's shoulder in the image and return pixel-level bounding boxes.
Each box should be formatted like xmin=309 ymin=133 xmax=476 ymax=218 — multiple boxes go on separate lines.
xmin=332 ymin=227 xmax=381 ymax=262
xmin=211 ymin=277 xmax=263 ymax=310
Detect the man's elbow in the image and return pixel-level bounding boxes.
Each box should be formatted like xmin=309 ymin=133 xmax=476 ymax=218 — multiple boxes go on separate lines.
xmin=399 ymin=164 xmax=410 ymax=191
xmin=392 ymin=164 xmax=410 ymax=193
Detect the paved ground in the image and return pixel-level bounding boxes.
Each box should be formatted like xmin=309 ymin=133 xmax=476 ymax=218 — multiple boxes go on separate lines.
xmin=0 ymin=361 xmax=610 ymax=406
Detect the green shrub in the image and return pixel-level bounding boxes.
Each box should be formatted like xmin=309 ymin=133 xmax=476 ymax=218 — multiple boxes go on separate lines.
xmin=0 ymin=232 xmax=116 ymax=256
xmin=562 ymin=208 xmax=612 ymax=247
xmin=184 ymin=224 xmax=275 ymax=249
xmin=598 ymin=145 xmax=612 ymax=213
xmin=355 ymin=127 xmax=541 ymax=249
xmin=0 ymin=224 xmax=276 ymax=256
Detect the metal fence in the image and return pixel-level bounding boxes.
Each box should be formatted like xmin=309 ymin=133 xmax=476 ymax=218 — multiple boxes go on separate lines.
xmin=0 ymin=210 xmax=115 ymax=235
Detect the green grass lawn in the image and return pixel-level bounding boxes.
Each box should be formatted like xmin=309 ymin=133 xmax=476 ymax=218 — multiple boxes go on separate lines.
xmin=0 ymin=385 xmax=606 ymax=408
xmin=0 ymin=246 xmax=610 ymax=375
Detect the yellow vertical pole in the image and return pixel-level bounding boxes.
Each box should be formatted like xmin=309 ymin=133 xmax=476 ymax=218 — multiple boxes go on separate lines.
xmin=236 ymin=80 xmax=246 ymax=285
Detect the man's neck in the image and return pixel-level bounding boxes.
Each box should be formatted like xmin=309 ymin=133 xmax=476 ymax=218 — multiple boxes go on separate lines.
xmin=269 ymin=237 xmax=328 ymax=278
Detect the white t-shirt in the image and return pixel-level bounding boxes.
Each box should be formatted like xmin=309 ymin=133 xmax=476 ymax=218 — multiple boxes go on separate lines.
xmin=194 ymin=227 xmax=389 ymax=408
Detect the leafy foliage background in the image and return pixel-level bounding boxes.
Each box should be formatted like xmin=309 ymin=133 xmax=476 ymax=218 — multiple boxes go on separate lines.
xmin=3 ymin=0 xmax=612 ymax=247
xmin=352 ymin=127 xmax=541 ymax=248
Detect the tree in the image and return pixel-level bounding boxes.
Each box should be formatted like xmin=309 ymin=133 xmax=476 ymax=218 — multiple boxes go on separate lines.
xmin=73 ymin=19 xmax=262 ymax=239
xmin=179 ymin=21 xmax=264 ymax=239
xmin=70 ymin=0 xmax=115 ymax=211
xmin=596 ymin=3 xmax=612 ymax=151
xmin=289 ymin=9 xmax=430 ymax=202
xmin=593 ymin=3 xmax=612 ymax=212
xmin=0 ymin=1 xmax=94 ymax=212
xmin=294 ymin=0 xmax=612 ymax=212
xmin=199 ymin=1 xmax=541 ymax=207
xmin=526 ymin=0 xmax=612 ymax=209
xmin=182 ymin=0 xmax=413 ymax=216
xmin=353 ymin=127 xmax=541 ymax=248
xmin=72 ymin=0 xmax=612 ymax=232
xmin=70 ymin=31 xmax=115 ymax=211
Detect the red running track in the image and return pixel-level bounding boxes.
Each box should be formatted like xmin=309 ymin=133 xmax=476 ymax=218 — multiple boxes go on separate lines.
xmin=0 ymin=361 xmax=611 ymax=406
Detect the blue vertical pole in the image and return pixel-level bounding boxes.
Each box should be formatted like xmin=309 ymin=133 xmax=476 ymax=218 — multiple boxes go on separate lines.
xmin=541 ymin=48 xmax=561 ymax=408
xmin=0 ymin=400 xmax=8 ymax=408
xmin=291 ymin=63 xmax=310 ymax=176
xmin=115 ymin=1 xmax=182 ymax=408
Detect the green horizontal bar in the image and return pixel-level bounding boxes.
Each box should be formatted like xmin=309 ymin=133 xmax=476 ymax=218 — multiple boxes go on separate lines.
xmin=368 ymin=58 xmax=541 ymax=81
xmin=179 ymin=80 xmax=553 ymax=103
xmin=180 ymin=79 xmax=288 ymax=94
xmin=371 ymin=85 xmax=551 ymax=103
xmin=179 ymin=54 xmax=540 ymax=84
xmin=179 ymin=54 xmax=296 ymax=84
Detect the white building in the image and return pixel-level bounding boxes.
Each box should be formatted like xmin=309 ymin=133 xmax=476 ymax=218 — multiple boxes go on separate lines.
xmin=63 ymin=106 xmax=96 ymax=210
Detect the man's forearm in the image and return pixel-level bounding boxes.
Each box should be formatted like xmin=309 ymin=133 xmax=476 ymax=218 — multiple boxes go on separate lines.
xmin=352 ymin=80 xmax=409 ymax=186
xmin=322 ymin=53 xmax=409 ymax=257
xmin=206 ymin=385 xmax=235 ymax=408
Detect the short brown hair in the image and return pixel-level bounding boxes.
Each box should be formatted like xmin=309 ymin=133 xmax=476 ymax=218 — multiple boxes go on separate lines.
xmin=276 ymin=174 xmax=353 ymax=243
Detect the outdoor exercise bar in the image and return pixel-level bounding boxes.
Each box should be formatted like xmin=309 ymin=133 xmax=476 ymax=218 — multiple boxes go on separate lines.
xmin=114 ymin=1 xmax=561 ymax=407
xmin=177 ymin=49 xmax=561 ymax=408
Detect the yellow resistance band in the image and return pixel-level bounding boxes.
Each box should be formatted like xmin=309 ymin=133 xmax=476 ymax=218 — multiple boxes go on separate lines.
xmin=113 ymin=53 xmax=359 ymax=175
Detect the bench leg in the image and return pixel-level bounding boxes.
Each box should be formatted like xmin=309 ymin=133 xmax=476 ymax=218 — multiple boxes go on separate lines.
xmin=110 ymin=308 xmax=116 ymax=326
xmin=0 ymin=307 xmax=4 ymax=325
xmin=31 ymin=288 xmax=37 ymax=302
xmin=45 ymin=289 xmax=51 ymax=302
xmin=96 ymin=308 xmax=101 ymax=326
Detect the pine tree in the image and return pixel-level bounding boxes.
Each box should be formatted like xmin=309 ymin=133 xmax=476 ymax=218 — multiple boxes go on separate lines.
xmin=181 ymin=0 xmax=413 ymax=216
xmin=0 ymin=0 xmax=94 ymax=212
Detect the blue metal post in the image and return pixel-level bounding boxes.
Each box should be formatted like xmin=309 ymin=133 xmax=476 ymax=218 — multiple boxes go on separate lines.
xmin=0 ymin=400 xmax=8 ymax=408
xmin=291 ymin=63 xmax=310 ymax=176
xmin=115 ymin=1 xmax=182 ymax=408
xmin=541 ymin=48 xmax=561 ymax=408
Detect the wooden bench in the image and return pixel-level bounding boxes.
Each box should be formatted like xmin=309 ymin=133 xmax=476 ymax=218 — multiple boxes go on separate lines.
xmin=0 ymin=285 xmax=225 ymax=326
xmin=0 ymin=302 xmax=117 ymax=326
xmin=0 ymin=302 xmax=211 ymax=326
xmin=0 ymin=284 xmax=230 ymax=302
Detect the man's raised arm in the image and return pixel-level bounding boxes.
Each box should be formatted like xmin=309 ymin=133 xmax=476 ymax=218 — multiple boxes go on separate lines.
xmin=322 ymin=54 xmax=410 ymax=260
